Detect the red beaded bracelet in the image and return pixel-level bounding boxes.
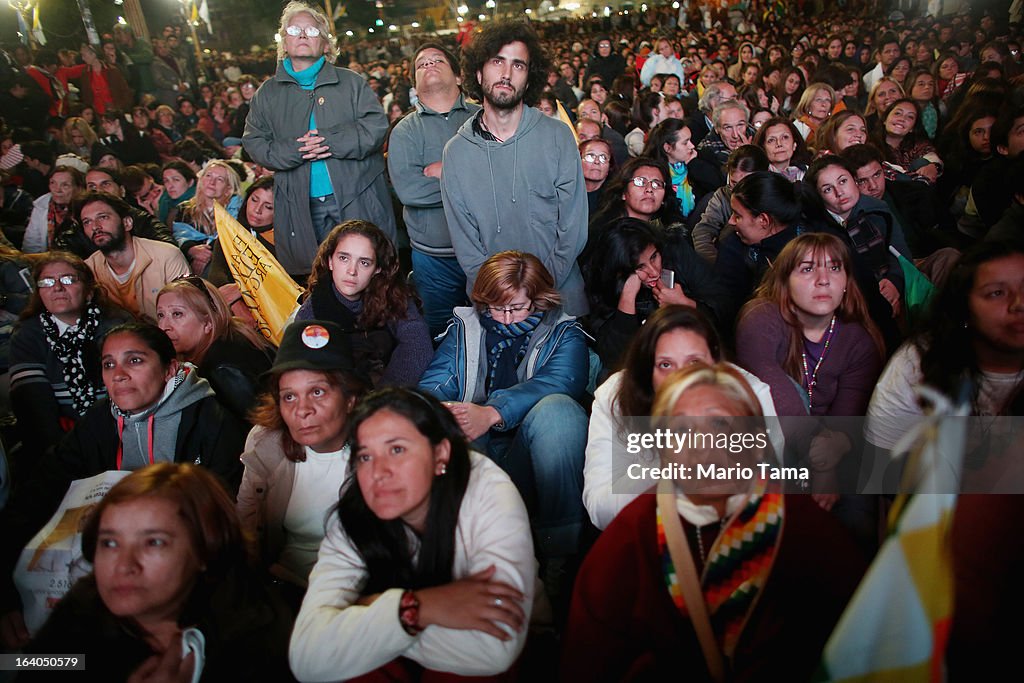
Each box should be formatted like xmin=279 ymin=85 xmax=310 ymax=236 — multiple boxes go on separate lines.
xmin=399 ymin=590 xmax=423 ymax=635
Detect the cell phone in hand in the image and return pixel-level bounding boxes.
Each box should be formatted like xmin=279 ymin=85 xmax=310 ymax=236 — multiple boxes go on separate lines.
xmin=660 ymin=269 xmax=675 ymax=290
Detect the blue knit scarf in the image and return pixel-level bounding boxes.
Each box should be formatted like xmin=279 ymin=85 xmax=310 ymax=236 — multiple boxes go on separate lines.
xmin=480 ymin=311 xmax=543 ymax=393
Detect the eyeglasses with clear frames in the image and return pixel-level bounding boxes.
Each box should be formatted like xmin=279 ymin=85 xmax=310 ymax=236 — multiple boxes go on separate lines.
xmin=285 ymin=25 xmax=321 ymax=38
xmin=37 ymin=274 xmax=80 ymax=288
xmin=630 ymin=176 xmax=666 ymax=190
xmin=583 ymin=152 xmax=609 ymax=164
xmin=487 ymin=302 xmax=532 ymax=317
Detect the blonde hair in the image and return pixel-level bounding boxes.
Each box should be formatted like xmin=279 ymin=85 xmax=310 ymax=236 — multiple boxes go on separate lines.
xmin=864 ymin=77 xmax=905 ymax=117
xmin=156 ymin=277 xmax=269 ymax=365
xmin=61 ymin=117 xmax=98 ymax=149
xmin=792 ymin=82 xmax=836 ymax=120
xmin=277 ymin=2 xmax=338 ymax=64
xmin=178 ymin=160 xmax=242 ymax=234
xmin=652 ymin=363 xmax=763 ymax=419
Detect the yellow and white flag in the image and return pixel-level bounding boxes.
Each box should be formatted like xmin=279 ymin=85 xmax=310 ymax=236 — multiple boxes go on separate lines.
xmin=215 ymin=203 xmax=302 ymax=346
xmin=815 ymin=386 xmax=967 ymax=683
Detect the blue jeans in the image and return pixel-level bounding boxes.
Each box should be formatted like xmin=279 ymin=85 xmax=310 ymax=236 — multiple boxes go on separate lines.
xmin=410 ymin=250 xmax=468 ymax=340
xmin=309 ymin=194 xmax=343 ymax=244
xmin=480 ymin=394 xmax=588 ymax=559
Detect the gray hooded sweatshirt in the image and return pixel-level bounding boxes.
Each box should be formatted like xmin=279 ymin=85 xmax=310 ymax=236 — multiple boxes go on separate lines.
xmin=440 ymin=105 xmax=589 ymax=315
xmin=110 ymin=364 xmax=214 ymax=469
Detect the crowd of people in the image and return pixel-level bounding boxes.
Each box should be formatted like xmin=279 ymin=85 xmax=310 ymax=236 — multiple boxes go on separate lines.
xmin=0 ymin=0 xmax=1022 ymax=680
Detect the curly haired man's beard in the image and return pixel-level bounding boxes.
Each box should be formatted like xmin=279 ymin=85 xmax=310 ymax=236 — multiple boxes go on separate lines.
xmin=483 ymin=80 xmax=526 ymax=110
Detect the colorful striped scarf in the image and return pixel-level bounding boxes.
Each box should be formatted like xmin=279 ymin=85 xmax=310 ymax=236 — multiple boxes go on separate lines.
xmin=669 ymin=161 xmax=696 ymax=218
xmin=657 ymin=481 xmax=785 ymax=658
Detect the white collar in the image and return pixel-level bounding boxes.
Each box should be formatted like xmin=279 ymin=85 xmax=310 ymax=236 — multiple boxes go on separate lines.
xmin=674 ymin=492 xmax=747 ymax=526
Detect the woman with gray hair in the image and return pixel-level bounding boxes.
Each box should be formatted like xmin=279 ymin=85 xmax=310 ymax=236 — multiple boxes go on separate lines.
xmin=243 ymin=1 xmax=395 ymax=279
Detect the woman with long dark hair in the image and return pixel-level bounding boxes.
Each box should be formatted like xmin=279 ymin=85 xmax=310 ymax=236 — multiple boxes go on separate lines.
xmin=692 ymin=145 xmax=771 ymax=264
xmin=289 ymin=388 xmax=535 ymax=681
xmin=24 ymin=463 xmax=294 ymax=682
xmin=873 ymin=98 xmax=943 ymax=183
xmin=642 ymin=119 xmax=718 ymax=222
xmin=296 ymin=220 xmax=431 ymax=387
xmin=866 ymin=239 xmax=1024 ymax=451
xmin=589 ymin=157 xmax=686 ymax=237
xmin=624 ymin=91 xmax=665 ymax=157
xmin=713 ymin=170 xmax=807 ymax=321
xmin=584 ymin=217 xmax=723 ymax=372
xmin=583 ymin=305 xmax=782 ymax=529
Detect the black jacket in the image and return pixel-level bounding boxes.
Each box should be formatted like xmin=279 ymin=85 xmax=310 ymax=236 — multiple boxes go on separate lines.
xmin=23 ymin=574 xmax=295 ymax=682
xmin=587 ymin=227 xmax=726 ymax=374
xmin=53 ymin=206 xmax=175 ymax=260
xmin=0 ymin=392 xmax=247 ymax=612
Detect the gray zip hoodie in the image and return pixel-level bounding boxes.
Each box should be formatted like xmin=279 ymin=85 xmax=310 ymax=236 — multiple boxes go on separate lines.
xmin=440 ymin=105 xmax=589 ymax=315
xmin=110 ymin=364 xmax=214 ymax=469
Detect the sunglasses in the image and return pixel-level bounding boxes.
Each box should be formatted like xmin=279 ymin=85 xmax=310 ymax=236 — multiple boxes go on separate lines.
xmin=285 ymin=25 xmax=321 ymax=38
xmin=37 ymin=274 xmax=81 ymax=288
xmin=173 ymin=275 xmax=216 ymax=307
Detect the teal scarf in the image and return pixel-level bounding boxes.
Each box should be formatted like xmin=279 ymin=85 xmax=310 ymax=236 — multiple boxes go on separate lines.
xmin=669 ymin=162 xmax=695 ymax=218
xmin=283 ymin=57 xmax=333 ymax=198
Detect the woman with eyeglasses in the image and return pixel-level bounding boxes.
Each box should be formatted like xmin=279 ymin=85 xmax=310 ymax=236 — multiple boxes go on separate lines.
xmin=9 ymin=252 xmax=131 ymax=456
xmin=156 ymin=276 xmax=273 ymax=422
xmin=580 ymin=138 xmax=615 ymax=216
xmin=419 ymin=251 xmax=589 ymax=610
xmin=589 ymin=157 xmax=686 ymax=244
xmin=296 ymin=220 xmax=432 ymax=388
xmin=583 ymin=217 xmax=724 ymax=374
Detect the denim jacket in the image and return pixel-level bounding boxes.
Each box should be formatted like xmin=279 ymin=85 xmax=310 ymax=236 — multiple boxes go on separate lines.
xmin=419 ymin=306 xmax=588 ymax=431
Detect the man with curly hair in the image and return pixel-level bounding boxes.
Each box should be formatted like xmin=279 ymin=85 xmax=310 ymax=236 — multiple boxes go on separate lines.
xmin=441 ymin=20 xmax=588 ymax=315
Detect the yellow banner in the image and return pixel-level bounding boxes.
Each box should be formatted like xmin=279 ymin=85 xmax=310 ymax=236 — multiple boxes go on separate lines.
xmin=214 ymin=203 xmax=303 ymax=346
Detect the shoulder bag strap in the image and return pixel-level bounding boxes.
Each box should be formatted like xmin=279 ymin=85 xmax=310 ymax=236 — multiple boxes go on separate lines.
xmin=657 ymin=482 xmax=726 ymax=683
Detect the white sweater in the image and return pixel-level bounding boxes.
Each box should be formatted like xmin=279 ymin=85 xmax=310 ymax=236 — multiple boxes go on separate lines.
xmin=289 ymin=452 xmax=536 ymax=681
xmin=583 ymin=365 xmax=784 ymax=530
